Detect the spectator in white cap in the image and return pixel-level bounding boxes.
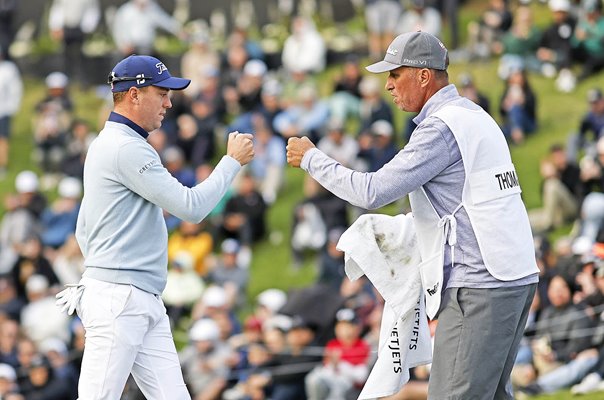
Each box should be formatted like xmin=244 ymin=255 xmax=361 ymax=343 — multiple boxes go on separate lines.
xmin=0 ymin=171 xmax=46 ymax=273
xmin=40 ymin=176 xmax=82 ymax=249
xmin=34 ymin=71 xmax=73 ymax=175
xmin=21 ymin=275 xmax=70 ymax=347
xmin=357 ymin=75 xmax=394 ymax=137
xmin=0 ymin=363 xmax=17 ymax=396
xmin=15 ymin=171 xmax=38 ymax=195
xmin=162 ymin=251 xmax=204 ymax=325
xmin=207 ymin=239 xmax=249 ymax=309
xmin=257 ymin=288 xmax=287 ymax=319
xmin=179 ymin=317 xmax=234 ymax=399
xmin=224 ymin=59 xmax=268 ymax=115
xmin=191 ymin=284 xmax=229 ymax=321
xmin=287 ymin=30 xmax=539 ymax=399
xmin=317 ymin=119 xmax=360 ymax=169
xmin=536 ymin=0 xmax=577 ymax=90
xmin=45 ymin=72 xmax=69 ymax=91
xmin=357 ymin=119 xmax=398 ymax=172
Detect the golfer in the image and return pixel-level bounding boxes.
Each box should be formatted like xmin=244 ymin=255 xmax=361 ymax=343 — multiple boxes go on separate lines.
xmin=286 ymin=31 xmax=539 ymax=399
xmin=57 ymin=54 xmax=254 ymax=399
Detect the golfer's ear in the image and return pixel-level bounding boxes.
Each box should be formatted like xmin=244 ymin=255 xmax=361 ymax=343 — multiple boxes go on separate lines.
xmin=128 ymin=87 xmax=140 ymax=104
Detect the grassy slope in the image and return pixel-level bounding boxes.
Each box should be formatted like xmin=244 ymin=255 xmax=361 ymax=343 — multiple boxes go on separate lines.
xmin=6 ymin=1 xmax=604 ymax=398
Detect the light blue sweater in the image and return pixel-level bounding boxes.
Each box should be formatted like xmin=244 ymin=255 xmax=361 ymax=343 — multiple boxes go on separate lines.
xmin=76 ymin=114 xmax=240 ymax=294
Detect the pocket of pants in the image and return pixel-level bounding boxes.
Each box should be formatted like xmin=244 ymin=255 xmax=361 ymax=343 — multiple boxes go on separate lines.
xmin=455 ymin=287 xmax=466 ymax=318
xmin=75 ymin=285 xmax=86 ymax=319
xmin=109 ymin=284 xmax=133 ymax=318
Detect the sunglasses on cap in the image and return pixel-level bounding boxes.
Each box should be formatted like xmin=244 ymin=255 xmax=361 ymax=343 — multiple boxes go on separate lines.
xmin=107 ymin=72 xmax=154 ymax=86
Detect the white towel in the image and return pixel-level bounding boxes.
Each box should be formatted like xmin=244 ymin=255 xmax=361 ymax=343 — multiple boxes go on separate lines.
xmin=337 ymin=213 xmax=432 ymax=399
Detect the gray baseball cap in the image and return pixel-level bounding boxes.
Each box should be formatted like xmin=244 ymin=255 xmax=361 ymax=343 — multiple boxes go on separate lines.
xmin=366 ymin=31 xmax=448 ymax=73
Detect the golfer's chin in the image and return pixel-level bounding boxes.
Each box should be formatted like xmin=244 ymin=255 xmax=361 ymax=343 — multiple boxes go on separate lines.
xmin=145 ymin=123 xmax=162 ymax=134
xmin=152 ymin=121 xmax=163 ymax=131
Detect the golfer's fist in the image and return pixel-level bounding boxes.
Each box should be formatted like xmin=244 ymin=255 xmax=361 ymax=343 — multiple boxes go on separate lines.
xmin=227 ymin=131 xmax=254 ymax=166
xmin=286 ymin=137 xmax=315 ymax=168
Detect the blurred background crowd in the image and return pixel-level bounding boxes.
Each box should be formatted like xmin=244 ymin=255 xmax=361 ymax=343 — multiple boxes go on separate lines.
xmin=2 ymin=0 xmax=604 ymax=399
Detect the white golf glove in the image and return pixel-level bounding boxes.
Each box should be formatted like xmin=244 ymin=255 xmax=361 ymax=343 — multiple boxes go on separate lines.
xmin=55 ymin=284 xmax=85 ymax=315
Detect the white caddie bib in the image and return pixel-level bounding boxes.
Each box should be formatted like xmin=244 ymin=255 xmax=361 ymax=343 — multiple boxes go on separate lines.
xmin=410 ymin=105 xmax=539 ymax=318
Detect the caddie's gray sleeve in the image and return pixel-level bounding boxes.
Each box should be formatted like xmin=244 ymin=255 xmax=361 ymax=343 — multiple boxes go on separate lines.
xmin=300 ymin=122 xmax=453 ymax=209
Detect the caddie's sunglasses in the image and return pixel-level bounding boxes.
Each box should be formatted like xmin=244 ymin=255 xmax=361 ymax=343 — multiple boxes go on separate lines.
xmin=107 ymin=74 xmax=154 ymax=85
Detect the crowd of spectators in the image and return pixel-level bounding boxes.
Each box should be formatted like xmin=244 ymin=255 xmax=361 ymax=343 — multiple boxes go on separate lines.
xmin=2 ymin=0 xmax=604 ymax=399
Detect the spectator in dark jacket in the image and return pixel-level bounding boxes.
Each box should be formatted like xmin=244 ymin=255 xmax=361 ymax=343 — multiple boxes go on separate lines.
xmin=499 ymin=66 xmax=537 ymax=145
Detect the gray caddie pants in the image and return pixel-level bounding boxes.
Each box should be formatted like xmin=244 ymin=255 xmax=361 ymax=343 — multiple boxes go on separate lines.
xmin=428 ymin=284 xmax=537 ymax=400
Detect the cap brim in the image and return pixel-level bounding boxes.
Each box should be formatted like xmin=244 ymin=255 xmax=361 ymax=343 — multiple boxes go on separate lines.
xmin=155 ymin=76 xmax=191 ymax=90
xmin=366 ymin=60 xmax=401 ymax=73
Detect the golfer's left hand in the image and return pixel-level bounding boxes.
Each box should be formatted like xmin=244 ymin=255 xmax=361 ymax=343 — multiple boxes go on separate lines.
xmin=286 ymin=137 xmax=315 ymax=168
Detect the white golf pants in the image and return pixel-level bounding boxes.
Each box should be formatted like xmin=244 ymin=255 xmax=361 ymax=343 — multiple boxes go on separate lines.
xmin=76 ymin=277 xmax=191 ymax=399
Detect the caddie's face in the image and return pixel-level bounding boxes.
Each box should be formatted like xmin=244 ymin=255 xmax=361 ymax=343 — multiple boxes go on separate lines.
xmin=136 ymin=86 xmax=172 ymax=132
xmin=385 ymin=66 xmax=423 ymax=113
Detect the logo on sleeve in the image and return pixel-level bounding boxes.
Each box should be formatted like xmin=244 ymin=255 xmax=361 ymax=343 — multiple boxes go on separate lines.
xmin=138 ymin=160 xmax=157 ymax=174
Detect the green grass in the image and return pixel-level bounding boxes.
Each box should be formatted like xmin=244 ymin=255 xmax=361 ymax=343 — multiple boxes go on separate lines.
xmin=8 ymin=1 xmax=604 ymax=398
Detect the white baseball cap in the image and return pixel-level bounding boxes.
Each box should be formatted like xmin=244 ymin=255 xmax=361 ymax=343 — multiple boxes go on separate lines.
xmin=202 ymin=285 xmax=227 ymax=308
xmin=58 ymin=176 xmax=82 ymax=198
xmin=221 ymin=238 xmax=240 ymax=254
xmin=0 ymin=363 xmax=16 ymax=381
xmin=257 ymin=288 xmax=287 ymax=312
xmin=25 ymin=274 xmax=49 ymax=294
xmin=15 ymin=170 xmax=39 ymax=193
xmin=46 ymin=71 xmax=69 ymax=89
xmin=371 ymin=120 xmax=394 ymax=137
xmin=549 ymin=0 xmax=571 ymax=12
xmin=189 ymin=318 xmax=220 ymax=342
xmin=39 ymin=337 xmax=68 ymax=356
xmin=243 ymin=59 xmax=268 ymax=77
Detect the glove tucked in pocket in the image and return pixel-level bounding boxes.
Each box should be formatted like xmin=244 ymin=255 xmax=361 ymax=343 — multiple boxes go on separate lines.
xmin=55 ymin=284 xmax=85 ymax=315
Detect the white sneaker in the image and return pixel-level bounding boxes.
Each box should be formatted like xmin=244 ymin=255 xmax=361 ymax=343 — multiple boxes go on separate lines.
xmin=571 ymin=372 xmax=603 ymax=394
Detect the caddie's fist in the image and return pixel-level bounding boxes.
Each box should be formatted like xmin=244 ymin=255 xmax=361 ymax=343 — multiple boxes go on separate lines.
xmin=227 ymin=131 xmax=255 ymax=166
xmin=286 ymin=137 xmax=315 ymax=168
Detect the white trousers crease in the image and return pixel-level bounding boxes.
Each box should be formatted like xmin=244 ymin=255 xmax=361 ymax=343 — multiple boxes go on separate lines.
xmin=76 ymin=277 xmax=190 ymax=400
